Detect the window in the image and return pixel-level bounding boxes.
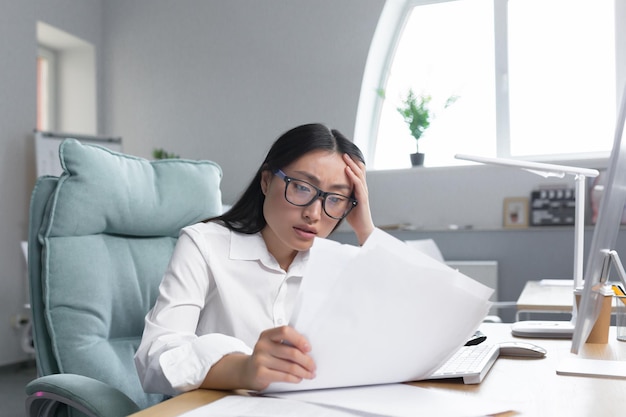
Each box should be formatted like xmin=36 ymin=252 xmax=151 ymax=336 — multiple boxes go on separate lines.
xmin=37 ymin=47 xmax=56 ymax=131
xmin=507 ymin=0 xmax=615 ymax=158
xmin=37 ymin=21 xmax=97 ymax=135
xmin=357 ymin=0 xmax=618 ymax=169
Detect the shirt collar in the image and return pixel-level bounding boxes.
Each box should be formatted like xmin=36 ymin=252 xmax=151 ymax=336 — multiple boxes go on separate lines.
xmin=229 ymin=230 xmax=310 ymax=274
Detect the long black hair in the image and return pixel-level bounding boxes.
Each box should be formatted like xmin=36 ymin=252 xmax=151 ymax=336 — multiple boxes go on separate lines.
xmin=207 ymin=123 xmax=365 ymax=234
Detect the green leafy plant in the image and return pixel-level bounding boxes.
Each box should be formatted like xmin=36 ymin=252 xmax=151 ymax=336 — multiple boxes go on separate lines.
xmin=396 ymin=89 xmax=458 ymax=152
xmin=152 ymin=148 xmax=180 ymax=160
xmin=397 ymin=89 xmax=432 ymax=144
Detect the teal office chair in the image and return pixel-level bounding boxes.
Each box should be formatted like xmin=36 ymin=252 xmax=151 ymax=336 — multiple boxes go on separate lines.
xmin=25 ymin=139 xmax=223 ymax=417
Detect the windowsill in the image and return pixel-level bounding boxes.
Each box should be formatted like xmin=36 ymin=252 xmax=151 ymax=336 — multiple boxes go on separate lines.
xmin=368 ymin=154 xmax=611 ymax=173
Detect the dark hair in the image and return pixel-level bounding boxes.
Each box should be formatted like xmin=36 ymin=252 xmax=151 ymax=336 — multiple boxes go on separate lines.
xmin=207 ymin=123 xmax=365 ymax=234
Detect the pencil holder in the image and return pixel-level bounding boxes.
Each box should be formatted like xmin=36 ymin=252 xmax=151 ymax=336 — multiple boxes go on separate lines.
xmin=575 ymin=292 xmax=612 ymax=344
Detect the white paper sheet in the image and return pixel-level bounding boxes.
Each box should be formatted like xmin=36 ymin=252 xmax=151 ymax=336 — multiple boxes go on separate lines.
xmin=177 ymin=395 xmax=381 ymax=417
xmin=404 ymin=238 xmax=445 ymax=262
xmin=266 ymin=229 xmax=493 ymax=393
xmin=178 ymin=385 xmax=512 ymax=417
xmin=273 ymin=383 xmax=513 ymax=417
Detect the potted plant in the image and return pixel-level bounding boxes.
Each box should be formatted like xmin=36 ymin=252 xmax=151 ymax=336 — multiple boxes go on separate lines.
xmin=396 ymin=89 xmax=458 ymax=167
xmin=397 ymin=89 xmax=431 ymax=166
xmin=152 ymin=148 xmax=179 ymax=159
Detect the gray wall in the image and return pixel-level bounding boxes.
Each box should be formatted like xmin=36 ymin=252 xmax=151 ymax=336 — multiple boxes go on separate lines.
xmin=0 ymin=0 xmax=37 ymax=368
xmin=0 ymin=0 xmax=104 ymax=366
xmin=101 ymin=0 xmax=385 ymax=205
xmin=0 ymin=0 xmax=620 ymax=365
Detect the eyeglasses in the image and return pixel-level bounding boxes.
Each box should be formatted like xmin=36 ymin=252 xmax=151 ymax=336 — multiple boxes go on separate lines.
xmin=273 ymin=170 xmax=358 ymax=220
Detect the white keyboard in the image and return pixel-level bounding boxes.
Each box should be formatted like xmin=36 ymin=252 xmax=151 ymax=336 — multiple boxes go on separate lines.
xmin=428 ymin=343 xmax=500 ymax=384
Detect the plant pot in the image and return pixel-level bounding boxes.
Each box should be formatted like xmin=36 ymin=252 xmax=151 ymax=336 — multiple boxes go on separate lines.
xmin=410 ymin=152 xmax=425 ymax=167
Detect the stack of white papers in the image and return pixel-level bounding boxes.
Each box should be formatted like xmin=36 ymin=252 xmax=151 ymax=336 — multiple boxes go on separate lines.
xmin=180 ymin=384 xmax=511 ymax=417
xmin=178 ymin=395 xmax=362 ymax=417
xmin=267 ymin=229 xmax=493 ymax=393
xmin=273 ymin=384 xmax=511 ymax=417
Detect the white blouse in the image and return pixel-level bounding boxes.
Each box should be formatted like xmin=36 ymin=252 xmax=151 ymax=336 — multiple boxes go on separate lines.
xmin=134 ymin=221 xmax=309 ymax=395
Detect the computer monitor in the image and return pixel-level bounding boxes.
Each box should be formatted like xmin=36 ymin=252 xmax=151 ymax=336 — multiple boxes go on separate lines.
xmin=571 ymin=84 xmax=626 ymax=354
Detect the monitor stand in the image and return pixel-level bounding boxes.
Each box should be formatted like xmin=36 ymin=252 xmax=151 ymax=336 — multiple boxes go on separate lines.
xmin=511 ymin=320 xmax=574 ymax=339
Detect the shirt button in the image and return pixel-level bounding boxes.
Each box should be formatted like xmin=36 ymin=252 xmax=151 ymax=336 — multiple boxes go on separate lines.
xmin=277 ymin=318 xmax=284 ymax=325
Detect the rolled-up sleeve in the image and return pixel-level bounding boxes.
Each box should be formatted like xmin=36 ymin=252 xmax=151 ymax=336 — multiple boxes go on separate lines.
xmin=139 ymin=332 xmax=251 ymax=395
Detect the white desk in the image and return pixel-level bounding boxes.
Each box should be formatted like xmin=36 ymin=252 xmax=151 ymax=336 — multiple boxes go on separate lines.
xmin=515 ymin=280 xmax=622 ymax=321
xmin=516 ymin=280 xmax=575 ymax=320
xmin=130 ymin=323 xmax=626 ymax=417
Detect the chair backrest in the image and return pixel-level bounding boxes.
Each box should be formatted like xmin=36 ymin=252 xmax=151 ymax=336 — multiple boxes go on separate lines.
xmin=28 ymin=139 xmax=223 ymax=410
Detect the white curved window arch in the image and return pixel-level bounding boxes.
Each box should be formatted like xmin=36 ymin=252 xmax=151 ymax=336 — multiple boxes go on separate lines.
xmin=355 ymin=0 xmax=618 ymax=170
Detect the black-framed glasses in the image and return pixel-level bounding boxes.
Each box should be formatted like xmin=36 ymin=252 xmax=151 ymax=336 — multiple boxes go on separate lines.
xmin=273 ymin=169 xmax=358 ymax=220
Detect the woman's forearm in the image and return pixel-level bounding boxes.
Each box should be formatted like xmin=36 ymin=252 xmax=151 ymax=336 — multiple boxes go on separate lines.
xmin=200 ymin=353 xmax=249 ymax=391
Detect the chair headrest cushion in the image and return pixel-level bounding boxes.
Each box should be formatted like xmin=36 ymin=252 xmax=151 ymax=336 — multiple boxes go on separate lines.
xmin=42 ymin=139 xmax=223 ymax=237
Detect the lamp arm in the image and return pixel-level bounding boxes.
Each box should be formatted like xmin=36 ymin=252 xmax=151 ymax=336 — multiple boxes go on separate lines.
xmin=573 ymin=174 xmax=586 ymax=290
xmin=607 ymin=250 xmax=626 ymax=290
xmin=454 ymin=154 xmax=600 ymax=178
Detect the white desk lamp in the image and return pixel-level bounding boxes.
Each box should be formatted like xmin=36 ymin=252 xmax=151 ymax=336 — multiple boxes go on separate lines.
xmin=455 ymin=154 xmax=600 ymax=337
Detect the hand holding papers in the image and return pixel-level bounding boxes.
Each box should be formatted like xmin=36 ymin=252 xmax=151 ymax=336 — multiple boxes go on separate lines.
xmin=266 ymin=229 xmax=493 ymax=392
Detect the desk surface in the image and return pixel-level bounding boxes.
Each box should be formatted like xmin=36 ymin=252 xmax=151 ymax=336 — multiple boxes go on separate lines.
xmin=516 ymin=280 xmax=574 ymax=312
xmin=131 ymin=323 xmax=626 ymax=417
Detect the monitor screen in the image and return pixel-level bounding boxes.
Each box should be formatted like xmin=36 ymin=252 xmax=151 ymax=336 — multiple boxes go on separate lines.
xmin=571 ymin=85 xmax=626 ymax=354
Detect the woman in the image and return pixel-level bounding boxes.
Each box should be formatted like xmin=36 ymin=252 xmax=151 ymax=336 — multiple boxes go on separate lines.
xmin=135 ymin=123 xmax=375 ymax=395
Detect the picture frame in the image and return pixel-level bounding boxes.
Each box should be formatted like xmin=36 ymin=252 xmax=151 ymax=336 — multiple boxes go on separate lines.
xmin=503 ymin=197 xmax=529 ymax=229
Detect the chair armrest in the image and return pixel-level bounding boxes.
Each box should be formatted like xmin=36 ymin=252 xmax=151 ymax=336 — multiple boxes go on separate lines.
xmin=25 ymin=374 xmax=140 ymax=417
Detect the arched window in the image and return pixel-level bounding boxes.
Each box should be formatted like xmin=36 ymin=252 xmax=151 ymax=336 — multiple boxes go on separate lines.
xmin=356 ymin=0 xmax=619 ymax=170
